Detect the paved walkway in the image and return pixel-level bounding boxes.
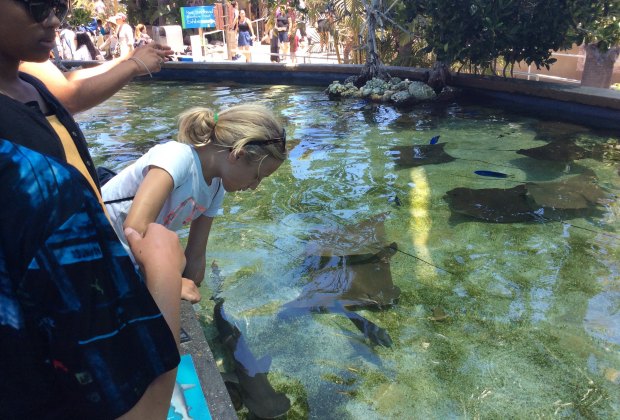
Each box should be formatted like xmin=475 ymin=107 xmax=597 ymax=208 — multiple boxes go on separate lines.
xmin=201 ymin=43 xmax=342 ymax=65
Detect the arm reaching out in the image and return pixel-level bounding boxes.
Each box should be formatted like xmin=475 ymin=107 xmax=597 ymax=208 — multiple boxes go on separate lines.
xmin=122 ymin=224 xmax=184 ymax=419
xmin=125 ymin=224 xmax=184 ymax=344
xmin=19 ymin=43 xmax=173 ymax=114
xmin=122 ymin=167 xmax=201 ymax=303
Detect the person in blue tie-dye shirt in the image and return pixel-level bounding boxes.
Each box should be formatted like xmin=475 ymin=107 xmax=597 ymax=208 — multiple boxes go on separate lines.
xmin=0 ymin=139 xmax=184 ymax=418
xmin=0 ymin=1 xmax=185 ymax=417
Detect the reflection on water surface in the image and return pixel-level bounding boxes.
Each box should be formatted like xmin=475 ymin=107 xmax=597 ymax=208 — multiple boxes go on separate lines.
xmin=79 ymin=82 xmax=620 ymax=419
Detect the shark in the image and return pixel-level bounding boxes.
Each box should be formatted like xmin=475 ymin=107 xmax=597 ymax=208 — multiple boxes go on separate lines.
xmin=214 ymin=300 xmax=291 ymax=419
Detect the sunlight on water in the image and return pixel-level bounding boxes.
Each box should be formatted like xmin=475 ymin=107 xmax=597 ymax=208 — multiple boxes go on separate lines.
xmin=79 ymin=82 xmax=620 ymax=419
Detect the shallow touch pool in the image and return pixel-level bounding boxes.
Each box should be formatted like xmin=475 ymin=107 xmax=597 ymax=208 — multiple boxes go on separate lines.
xmin=79 ymin=82 xmax=620 ymax=419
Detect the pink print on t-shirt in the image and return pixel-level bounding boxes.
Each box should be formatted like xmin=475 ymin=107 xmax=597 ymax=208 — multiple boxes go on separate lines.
xmin=162 ymin=197 xmax=207 ymax=226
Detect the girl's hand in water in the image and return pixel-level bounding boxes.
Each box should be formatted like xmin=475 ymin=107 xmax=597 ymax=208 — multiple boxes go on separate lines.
xmin=181 ymin=278 xmax=202 ymax=303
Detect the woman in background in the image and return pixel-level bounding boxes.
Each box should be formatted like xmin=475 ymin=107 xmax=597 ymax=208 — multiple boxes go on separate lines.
xmin=98 ymin=18 xmax=117 ymax=59
xmin=317 ymin=8 xmax=331 ymax=53
xmin=74 ymin=32 xmax=103 ymax=60
xmin=114 ymin=12 xmax=134 ymax=57
xmin=236 ymin=10 xmax=255 ymax=62
xmin=275 ymin=6 xmax=291 ymax=62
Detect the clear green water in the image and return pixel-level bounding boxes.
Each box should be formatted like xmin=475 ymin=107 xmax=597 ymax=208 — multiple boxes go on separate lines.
xmin=78 ymin=82 xmax=620 ymax=419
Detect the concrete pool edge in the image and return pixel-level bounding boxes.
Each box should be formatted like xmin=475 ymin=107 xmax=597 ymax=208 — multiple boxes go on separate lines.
xmin=179 ymin=300 xmax=237 ymax=419
xmin=65 ymin=60 xmax=620 ymax=128
xmin=144 ymin=61 xmax=620 ymax=130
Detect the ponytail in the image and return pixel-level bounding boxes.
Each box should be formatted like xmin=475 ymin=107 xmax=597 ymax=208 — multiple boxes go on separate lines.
xmin=177 ymin=107 xmax=218 ymax=146
xmin=177 ymin=104 xmax=287 ymax=162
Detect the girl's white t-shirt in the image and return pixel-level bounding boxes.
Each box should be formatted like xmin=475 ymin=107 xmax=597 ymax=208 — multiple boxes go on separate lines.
xmin=74 ymin=44 xmax=93 ymax=61
xmin=102 ymin=141 xmax=225 ymax=250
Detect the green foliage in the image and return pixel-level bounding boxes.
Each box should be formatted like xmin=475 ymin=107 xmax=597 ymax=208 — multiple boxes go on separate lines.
xmin=389 ymin=0 xmax=619 ymax=75
xmin=411 ymin=1 xmax=575 ymax=74
xmin=68 ymin=7 xmax=92 ymax=27
xmin=125 ymin=0 xmax=207 ymax=25
xmin=567 ymin=1 xmax=620 ymax=51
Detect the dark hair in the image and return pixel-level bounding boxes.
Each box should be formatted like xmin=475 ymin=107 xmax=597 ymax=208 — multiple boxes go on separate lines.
xmin=76 ymin=32 xmax=99 ymax=60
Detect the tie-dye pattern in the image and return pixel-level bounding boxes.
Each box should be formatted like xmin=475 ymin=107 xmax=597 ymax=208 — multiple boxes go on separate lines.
xmin=0 ymin=140 xmax=179 ymax=418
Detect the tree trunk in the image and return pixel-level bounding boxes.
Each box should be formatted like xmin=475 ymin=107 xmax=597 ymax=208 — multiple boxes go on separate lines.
xmin=426 ymin=61 xmax=451 ymax=93
xmin=581 ymin=44 xmax=620 ymax=89
xmin=356 ymin=0 xmax=389 ymax=87
xmin=334 ymin=29 xmax=342 ymax=64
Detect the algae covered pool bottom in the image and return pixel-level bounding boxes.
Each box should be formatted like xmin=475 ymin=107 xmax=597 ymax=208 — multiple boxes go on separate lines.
xmin=79 ymin=82 xmax=620 ymax=419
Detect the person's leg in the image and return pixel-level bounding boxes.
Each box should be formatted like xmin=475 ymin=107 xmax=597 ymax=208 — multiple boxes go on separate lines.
xmin=290 ymin=41 xmax=296 ymax=64
xmin=242 ymin=45 xmax=251 ymax=62
xmin=320 ymin=32 xmax=327 ymax=52
xmin=278 ymin=32 xmax=288 ymax=61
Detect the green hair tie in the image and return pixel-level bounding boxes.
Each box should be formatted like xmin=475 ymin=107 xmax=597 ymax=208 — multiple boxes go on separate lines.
xmin=213 ymin=112 xmax=219 ymax=124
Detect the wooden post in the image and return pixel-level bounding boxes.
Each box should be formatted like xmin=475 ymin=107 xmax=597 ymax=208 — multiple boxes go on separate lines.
xmin=199 ymin=27 xmax=204 ymax=57
xmin=224 ymin=2 xmax=234 ymax=60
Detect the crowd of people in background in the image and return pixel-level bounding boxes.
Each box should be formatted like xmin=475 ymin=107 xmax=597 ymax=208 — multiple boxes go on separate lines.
xmin=260 ymin=3 xmax=306 ymax=63
xmin=53 ymin=11 xmax=151 ymax=62
xmin=54 ymin=2 xmax=337 ymax=65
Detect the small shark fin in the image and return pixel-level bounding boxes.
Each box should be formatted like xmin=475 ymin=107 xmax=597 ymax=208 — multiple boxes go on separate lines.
xmin=180 ymin=383 xmax=196 ymax=391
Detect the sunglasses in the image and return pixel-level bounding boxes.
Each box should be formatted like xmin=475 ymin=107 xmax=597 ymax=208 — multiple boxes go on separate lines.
xmin=246 ymin=128 xmax=287 ymax=152
xmin=17 ymin=0 xmax=69 ymax=23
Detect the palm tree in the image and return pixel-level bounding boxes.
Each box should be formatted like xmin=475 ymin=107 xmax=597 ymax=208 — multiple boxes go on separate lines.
xmin=356 ymin=0 xmax=390 ymax=85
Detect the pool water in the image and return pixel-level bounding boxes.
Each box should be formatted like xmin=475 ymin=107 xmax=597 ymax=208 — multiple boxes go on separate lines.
xmin=79 ymin=82 xmax=620 ymax=419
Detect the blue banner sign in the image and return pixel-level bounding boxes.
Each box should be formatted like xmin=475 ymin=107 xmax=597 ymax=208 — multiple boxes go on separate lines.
xmin=181 ymin=6 xmax=216 ymax=29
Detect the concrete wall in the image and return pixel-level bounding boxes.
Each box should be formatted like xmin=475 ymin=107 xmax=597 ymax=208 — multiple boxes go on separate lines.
xmin=514 ymin=44 xmax=620 ymax=84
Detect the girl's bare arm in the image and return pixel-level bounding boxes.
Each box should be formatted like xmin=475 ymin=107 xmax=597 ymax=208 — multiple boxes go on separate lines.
xmin=183 ymin=215 xmax=214 ymax=286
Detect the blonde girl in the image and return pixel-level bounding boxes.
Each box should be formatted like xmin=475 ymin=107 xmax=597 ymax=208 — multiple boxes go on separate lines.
xmin=135 ymin=23 xmax=152 ymax=47
xmin=102 ymin=104 xmax=287 ymax=302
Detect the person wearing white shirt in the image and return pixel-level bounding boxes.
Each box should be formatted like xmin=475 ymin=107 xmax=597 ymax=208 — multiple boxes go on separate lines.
xmin=74 ymin=32 xmax=103 ymax=61
xmin=102 ymin=104 xmax=287 ymax=303
xmin=114 ymin=12 xmax=134 ymax=57
xmin=59 ymin=24 xmax=76 ymax=59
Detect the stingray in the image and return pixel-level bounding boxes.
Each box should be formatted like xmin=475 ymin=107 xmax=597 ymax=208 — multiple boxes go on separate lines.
xmin=445 ymin=184 xmax=535 ymax=223
xmin=282 ymin=242 xmax=400 ymax=311
xmin=444 ymin=172 xmax=607 ymax=223
xmin=390 ymin=143 xmax=456 ymax=167
xmin=516 ymin=141 xmax=590 ymax=162
xmin=516 ymin=141 xmax=620 ymax=163
xmin=530 ymin=120 xmax=590 ymax=143
xmin=214 ymin=300 xmax=291 ymax=419
xmin=279 ymin=215 xmax=400 ymax=347
xmin=526 ymin=171 xmax=607 ymax=209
